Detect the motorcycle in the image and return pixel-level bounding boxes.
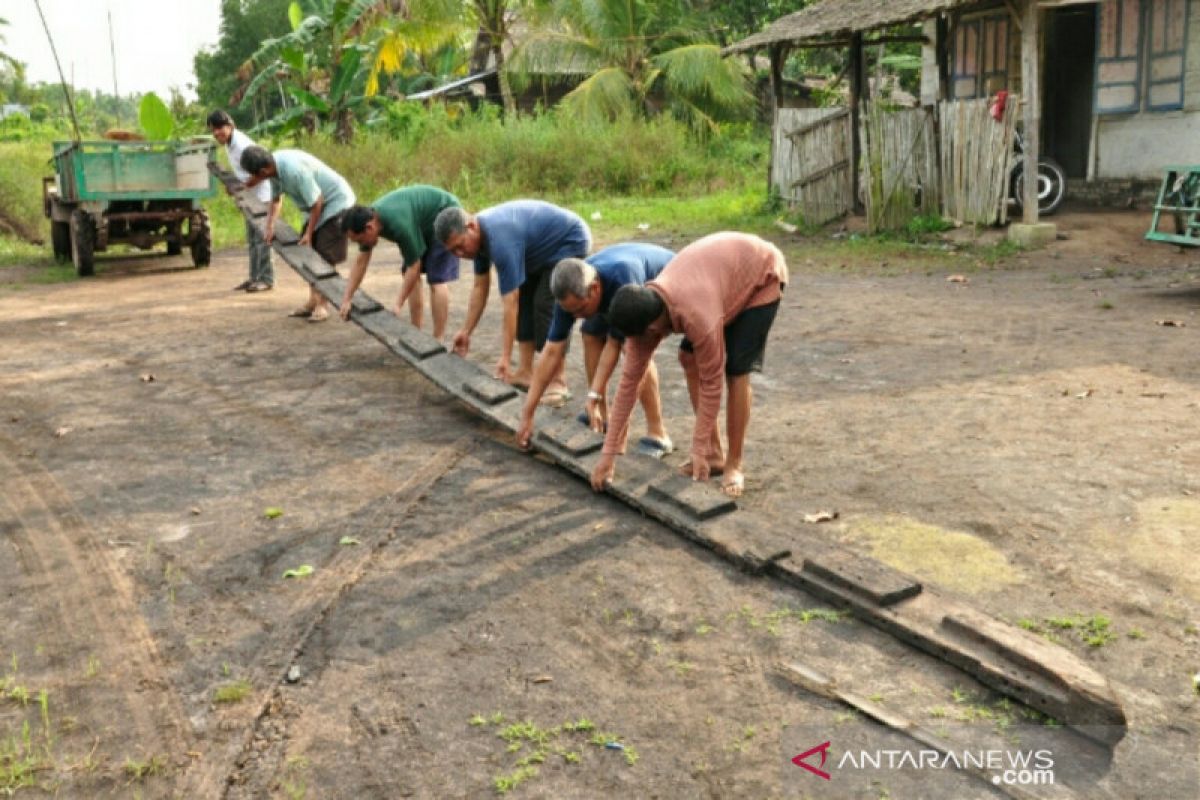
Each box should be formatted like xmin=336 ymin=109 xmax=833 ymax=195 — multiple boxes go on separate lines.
xmin=1009 ymin=129 xmax=1067 ymax=216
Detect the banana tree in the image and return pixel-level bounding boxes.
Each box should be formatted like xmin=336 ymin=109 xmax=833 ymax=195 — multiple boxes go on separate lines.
xmin=508 ymin=0 xmax=752 ymax=132
xmin=238 ymin=0 xmax=383 ymax=141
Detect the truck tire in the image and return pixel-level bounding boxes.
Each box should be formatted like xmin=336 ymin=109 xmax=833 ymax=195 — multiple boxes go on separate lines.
xmin=70 ymin=209 xmax=95 ymax=276
xmin=51 ymin=220 xmax=71 ymax=262
xmin=190 ymin=211 xmax=212 ymax=268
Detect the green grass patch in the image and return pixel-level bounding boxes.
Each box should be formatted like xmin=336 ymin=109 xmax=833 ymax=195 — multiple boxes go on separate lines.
xmin=729 ymin=604 xmax=848 ymax=637
xmin=471 ymin=713 xmax=637 ymax=794
xmin=212 ymin=680 xmax=253 ymax=704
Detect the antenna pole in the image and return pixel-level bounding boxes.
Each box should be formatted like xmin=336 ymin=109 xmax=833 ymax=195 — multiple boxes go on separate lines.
xmin=33 ymin=0 xmax=82 ymax=141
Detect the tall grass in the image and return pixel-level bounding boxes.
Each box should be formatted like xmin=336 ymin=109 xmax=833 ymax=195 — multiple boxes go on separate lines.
xmin=1 ymin=108 xmax=770 ymax=269
xmin=303 ymin=108 xmax=765 ymax=208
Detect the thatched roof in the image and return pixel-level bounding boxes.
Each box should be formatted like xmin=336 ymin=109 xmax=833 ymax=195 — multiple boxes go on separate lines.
xmin=726 ymin=0 xmax=975 ymax=54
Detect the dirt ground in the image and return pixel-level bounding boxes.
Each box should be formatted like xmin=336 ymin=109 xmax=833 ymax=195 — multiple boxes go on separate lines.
xmin=1 ymin=207 xmax=1198 ymax=798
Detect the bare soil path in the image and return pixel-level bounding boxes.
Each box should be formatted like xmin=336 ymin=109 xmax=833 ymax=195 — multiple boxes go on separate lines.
xmin=0 ymin=208 xmax=1196 ymax=798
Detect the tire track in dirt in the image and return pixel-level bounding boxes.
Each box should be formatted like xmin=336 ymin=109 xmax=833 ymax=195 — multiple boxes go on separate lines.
xmin=178 ymin=437 xmax=475 ymax=799
xmin=0 ymin=433 xmax=190 ymax=763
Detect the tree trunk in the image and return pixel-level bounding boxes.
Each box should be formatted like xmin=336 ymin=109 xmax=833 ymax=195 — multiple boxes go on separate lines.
xmin=334 ymin=107 xmax=354 ymax=143
xmin=493 ymin=43 xmax=516 ymax=117
xmin=469 ymin=27 xmax=492 ymax=74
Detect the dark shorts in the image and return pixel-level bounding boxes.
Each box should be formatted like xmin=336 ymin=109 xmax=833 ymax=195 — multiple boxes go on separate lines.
xmin=305 ymin=211 xmax=349 ymax=266
xmin=516 ymin=269 xmax=564 ymax=352
xmin=401 ymin=238 xmax=460 ymax=285
xmin=679 ymin=299 xmax=780 ymax=376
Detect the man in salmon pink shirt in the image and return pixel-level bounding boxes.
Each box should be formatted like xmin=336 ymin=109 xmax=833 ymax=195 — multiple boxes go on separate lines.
xmin=589 ymin=231 xmax=788 ymax=498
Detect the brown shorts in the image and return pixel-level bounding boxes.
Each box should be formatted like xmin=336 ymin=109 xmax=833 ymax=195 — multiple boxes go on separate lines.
xmin=305 ymin=211 xmax=349 ymax=266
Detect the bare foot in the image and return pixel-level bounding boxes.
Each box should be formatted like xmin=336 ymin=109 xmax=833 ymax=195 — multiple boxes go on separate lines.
xmin=678 ymin=458 xmax=724 ymax=477
xmin=721 ymin=469 xmax=745 ymax=498
xmin=508 ymin=371 xmax=533 ymax=391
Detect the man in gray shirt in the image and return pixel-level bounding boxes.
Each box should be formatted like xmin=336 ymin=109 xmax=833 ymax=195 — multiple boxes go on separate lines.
xmin=241 ymin=146 xmax=355 ymax=322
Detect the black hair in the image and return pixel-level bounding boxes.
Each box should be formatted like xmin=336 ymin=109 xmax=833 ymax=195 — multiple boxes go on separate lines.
xmin=607 ymin=285 xmax=665 ymax=337
xmin=341 ymin=205 xmax=376 ymax=235
xmin=239 ymin=145 xmax=274 ymax=176
xmin=206 ymin=110 xmax=234 ymax=129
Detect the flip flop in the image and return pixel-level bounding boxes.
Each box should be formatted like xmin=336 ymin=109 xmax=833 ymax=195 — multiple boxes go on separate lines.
xmin=636 ymin=436 xmax=674 ymax=459
xmin=576 ymin=411 xmax=608 ymax=433
xmin=307 ymin=309 xmax=329 ymax=323
xmin=245 ymin=282 xmax=273 ymax=292
xmin=288 ymin=307 xmax=314 ymax=318
xmin=233 ymin=280 xmax=253 ymax=291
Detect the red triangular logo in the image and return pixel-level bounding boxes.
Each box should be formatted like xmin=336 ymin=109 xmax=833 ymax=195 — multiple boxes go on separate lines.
xmin=792 ymin=740 xmax=832 ymax=780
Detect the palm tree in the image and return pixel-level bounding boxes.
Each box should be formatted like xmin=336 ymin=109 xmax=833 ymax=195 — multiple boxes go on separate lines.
xmin=507 ymin=0 xmax=752 ymax=131
xmin=0 ymin=16 xmax=20 ymax=71
xmin=362 ymin=0 xmax=466 ymax=96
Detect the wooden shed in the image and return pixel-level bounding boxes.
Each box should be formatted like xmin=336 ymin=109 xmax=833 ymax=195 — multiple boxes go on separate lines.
xmin=730 ymin=0 xmax=1191 ymax=229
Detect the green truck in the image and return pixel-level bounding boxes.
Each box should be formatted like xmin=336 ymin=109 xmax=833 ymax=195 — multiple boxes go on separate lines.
xmin=43 ymin=138 xmax=217 ymax=275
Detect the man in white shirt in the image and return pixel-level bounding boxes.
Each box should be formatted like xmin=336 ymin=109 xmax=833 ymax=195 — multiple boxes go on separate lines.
xmin=207 ymin=110 xmax=274 ymax=292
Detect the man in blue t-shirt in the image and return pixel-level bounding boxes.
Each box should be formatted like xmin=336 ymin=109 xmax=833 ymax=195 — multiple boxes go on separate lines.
xmin=515 ymin=243 xmax=675 ymax=458
xmin=434 ymin=201 xmax=590 ymax=404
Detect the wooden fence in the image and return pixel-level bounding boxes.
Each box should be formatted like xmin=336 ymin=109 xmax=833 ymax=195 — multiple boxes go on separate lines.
xmin=938 ymin=97 xmax=1017 ymax=226
xmin=772 ymin=107 xmax=853 ymax=226
xmin=860 ymin=104 xmax=939 ymax=233
xmin=771 ymin=98 xmax=1017 ymax=231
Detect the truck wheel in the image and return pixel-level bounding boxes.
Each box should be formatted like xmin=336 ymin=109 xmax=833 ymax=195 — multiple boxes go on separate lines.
xmin=51 ymin=220 xmax=71 ymax=262
xmin=190 ymin=211 xmax=212 ymax=268
xmin=70 ymin=209 xmax=95 ymax=276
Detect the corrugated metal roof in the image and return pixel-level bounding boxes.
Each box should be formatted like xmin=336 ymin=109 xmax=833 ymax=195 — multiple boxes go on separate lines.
xmin=406 ymin=69 xmax=497 ymax=101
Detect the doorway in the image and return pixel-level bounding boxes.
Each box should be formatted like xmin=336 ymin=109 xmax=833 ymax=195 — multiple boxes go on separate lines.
xmin=1044 ymin=5 xmax=1097 ymax=179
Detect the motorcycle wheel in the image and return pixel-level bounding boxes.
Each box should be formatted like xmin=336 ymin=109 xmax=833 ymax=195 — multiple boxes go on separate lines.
xmin=1012 ymin=158 xmax=1067 ymax=217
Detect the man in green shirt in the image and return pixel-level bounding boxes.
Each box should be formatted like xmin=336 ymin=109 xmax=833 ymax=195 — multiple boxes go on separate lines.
xmin=339 ymin=186 xmax=462 ymax=340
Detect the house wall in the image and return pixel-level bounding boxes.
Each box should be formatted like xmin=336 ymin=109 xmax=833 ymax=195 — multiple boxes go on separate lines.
xmin=1094 ymin=0 xmax=1200 ymax=178
xmin=929 ymin=1 xmax=1200 ymax=180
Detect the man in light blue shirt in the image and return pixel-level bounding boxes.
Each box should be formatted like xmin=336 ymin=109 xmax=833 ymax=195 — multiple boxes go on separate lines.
xmin=241 ymin=146 xmax=355 ymax=322
xmin=434 ymin=200 xmax=590 ymax=404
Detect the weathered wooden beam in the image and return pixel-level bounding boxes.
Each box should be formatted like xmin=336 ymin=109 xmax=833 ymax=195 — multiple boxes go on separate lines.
xmin=209 ymin=163 xmax=1126 ymax=748
xmin=786 ymin=107 xmax=850 ymax=141
xmin=1021 ymin=0 xmax=1041 ymax=223
xmin=849 ymin=33 xmax=866 ymax=213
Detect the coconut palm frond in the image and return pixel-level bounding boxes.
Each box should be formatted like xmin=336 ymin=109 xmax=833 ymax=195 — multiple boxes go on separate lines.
xmin=559 ymin=66 xmax=636 ymax=121
xmin=508 ymin=31 xmax=604 ymax=91
xmin=653 ymin=43 xmax=752 ymax=114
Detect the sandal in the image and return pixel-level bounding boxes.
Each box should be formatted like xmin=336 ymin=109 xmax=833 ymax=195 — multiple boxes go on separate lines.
xmin=540 ymin=388 xmax=572 ymax=408
xmin=721 ymin=471 xmax=745 ymax=498
xmin=576 ymin=410 xmax=607 ymax=433
xmin=245 ymin=281 xmax=273 ymax=292
xmin=233 ymin=280 xmax=253 ymax=291
xmin=288 ymin=307 xmax=314 ymax=318
xmin=636 ymin=436 xmax=674 ymax=459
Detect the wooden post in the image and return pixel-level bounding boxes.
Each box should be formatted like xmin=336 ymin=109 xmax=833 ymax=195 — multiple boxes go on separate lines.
xmin=768 ymin=45 xmax=784 ymax=198
xmin=1021 ymin=0 xmax=1040 ymax=223
xmin=849 ymin=32 xmax=866 ymax=213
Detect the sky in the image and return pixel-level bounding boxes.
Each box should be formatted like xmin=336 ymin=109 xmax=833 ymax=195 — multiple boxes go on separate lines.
xmin=3 ymin=0 xmax=223 ymax=99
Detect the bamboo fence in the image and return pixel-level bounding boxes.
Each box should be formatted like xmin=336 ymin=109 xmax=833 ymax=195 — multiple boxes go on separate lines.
xmin=937 ymin=97 xmax=1017 ymax=226
xmin=860 ymin=103 xmax=940 ymax=233
xmin=773 ymin=107 xmax=854 ymax=226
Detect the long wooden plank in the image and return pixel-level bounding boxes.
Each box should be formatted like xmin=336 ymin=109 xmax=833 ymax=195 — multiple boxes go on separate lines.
xmin=210 ymin=163 xmax=1127 ymax=748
